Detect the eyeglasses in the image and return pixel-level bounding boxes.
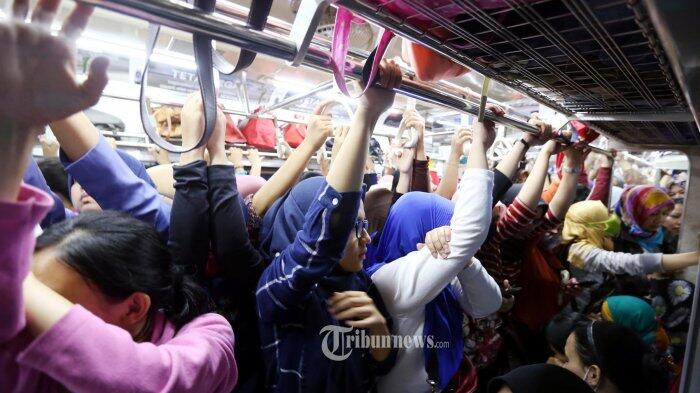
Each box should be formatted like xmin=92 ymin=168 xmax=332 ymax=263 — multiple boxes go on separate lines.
xmin=355 ymin=219 xmax=369 ymax=239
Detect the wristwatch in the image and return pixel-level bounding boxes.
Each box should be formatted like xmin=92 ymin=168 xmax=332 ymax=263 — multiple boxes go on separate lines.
xmin=518 ymin=138 xmax=531 ymax=149
xmin=562 ymin=166 xmax=580 ymax=174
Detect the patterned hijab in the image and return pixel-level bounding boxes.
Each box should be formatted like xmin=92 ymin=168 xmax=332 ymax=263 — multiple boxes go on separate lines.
xmin=615 ymin=185 xmax=673 ymax=240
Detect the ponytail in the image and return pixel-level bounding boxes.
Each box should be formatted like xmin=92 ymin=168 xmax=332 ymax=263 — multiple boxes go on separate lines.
xmin=166 ymin=265 xmax=212 ymax=327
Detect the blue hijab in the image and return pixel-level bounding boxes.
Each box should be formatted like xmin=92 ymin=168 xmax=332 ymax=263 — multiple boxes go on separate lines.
xmin=260 ymin=176 xmax=325 ymax=260
xmin=366 ymin=192 xmax=463 ymax=389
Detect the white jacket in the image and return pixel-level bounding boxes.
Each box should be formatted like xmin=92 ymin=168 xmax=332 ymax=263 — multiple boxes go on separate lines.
xmin=372 ymin=169 xmax=502 ymax=393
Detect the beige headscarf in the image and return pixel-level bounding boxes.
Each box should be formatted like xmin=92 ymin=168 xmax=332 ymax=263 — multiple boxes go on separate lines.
xmin=562 ymin=200 xmax=614 ymax=267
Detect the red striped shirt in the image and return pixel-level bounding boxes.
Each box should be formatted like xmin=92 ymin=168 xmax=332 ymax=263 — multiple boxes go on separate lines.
xmin=477 ymin=197 xmax=562 ymax=287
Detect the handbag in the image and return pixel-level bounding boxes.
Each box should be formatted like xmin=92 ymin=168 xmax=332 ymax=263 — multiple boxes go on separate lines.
xmin=241 ymin=109 xmax=277 ymax=150
xmin=225 ymin=113 xmax=247 ymax=144
xmin=152 ymin=106 xmax=183 ymax=139
xmin=402 ymin=39 xmax=470 ymax=82
xmin=282 ymin=122 xmax=307 ymax=148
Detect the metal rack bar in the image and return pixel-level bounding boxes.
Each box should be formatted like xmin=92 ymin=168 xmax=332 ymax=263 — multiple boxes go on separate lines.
xmin=261 ymin=80 xmax=336 ymax=113
xmin=84 ymin=0 xmax=565 ymax=145
xmin=571 ymin=111 xmax=694 ymax=122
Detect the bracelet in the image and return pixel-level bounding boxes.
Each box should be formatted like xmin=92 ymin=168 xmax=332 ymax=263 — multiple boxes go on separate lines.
xmin=562 ymin=166 xmax=581 ymax=174
xmin=519 ymin=138 xmax=531 ymax=149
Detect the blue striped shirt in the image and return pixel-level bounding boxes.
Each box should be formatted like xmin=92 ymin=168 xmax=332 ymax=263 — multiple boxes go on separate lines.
xmin=256 ymin=181 xmax=394 ymax=392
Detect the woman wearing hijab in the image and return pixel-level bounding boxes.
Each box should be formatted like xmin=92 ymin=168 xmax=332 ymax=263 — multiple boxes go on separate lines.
xmin=488 ymin=363 xmax=594 ymax=393
xmin=614 ymin=185 xmax=675 ymax=253
xmin=255 ymin=60 xmax=402 ymax=393
xmin=599 ymin=296 xmax=668 ymax=350
xmin=366 ymin=115 xmax=503 ymax=393
xmin=562 ymin=200 xmax=698 ymax=311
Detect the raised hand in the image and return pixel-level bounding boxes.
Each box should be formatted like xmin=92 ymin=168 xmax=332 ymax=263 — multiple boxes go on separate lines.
xmin=304 ymin=101 xmax=335 ymax=151
xmin=398 ymin=109 xmax=425 ymax=149
xmin=358 ymin=59 xmax=402 ymax=120
xmin=525 ymin=112 xmax=554 ymax=146
xmin=2 ymin=1 xmax=108 ymax=127
xmin=248 ymin=148 xmax=262 ymax=167
xmin=39 ymin=134 xmax=60 ymax=157
xmin=473 ymin=104 xmax=504 ymax=150
xmin=418 ymin=226 xmax=452 ymax=259
xmin=248 ymin=148 xmax=263 ymax=176
xmin=401 ymin=109 xmax=425 ymax=136
xmin=542 ymin=139 xmax=565 ymax=156
xmin=395 ymin=146 xmax=415 ymax=174
xmin=327 ymin=291 xmax=387 ymax=330
xmin=450 ymin=127 xmax=473 ymax=157
xmin=227 ymin=147 xmax=244 ymax=169
xmin=317 ymin=149 xmax=330 ymax=176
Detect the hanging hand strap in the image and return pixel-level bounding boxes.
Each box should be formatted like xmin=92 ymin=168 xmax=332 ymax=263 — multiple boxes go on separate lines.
xmin=330 ymin=7 xmax=394 ymax=98
xmin=139 ymin=22 xmax=217 ymax=152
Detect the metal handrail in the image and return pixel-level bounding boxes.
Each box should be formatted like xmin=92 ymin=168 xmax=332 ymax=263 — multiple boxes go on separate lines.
xmin=84 ymin=0 xmax=609 ymax=154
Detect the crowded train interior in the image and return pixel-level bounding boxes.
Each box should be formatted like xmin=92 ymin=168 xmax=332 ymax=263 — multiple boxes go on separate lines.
xmin=1 ymin=0 xmax=700 ymax=392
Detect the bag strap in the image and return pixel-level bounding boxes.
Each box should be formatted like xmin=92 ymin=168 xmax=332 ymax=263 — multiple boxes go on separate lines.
xmin=140 ymin=20 xmax=217 ymax=152
xmin=201 ymin=0 xmax=273 ymax=75
xmin=330 ymin=7 xmax=394 ymax=98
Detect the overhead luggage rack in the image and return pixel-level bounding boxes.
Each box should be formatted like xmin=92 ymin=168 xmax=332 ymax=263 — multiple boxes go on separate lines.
xmin=335 ymin=0 xmax=699 ymax=145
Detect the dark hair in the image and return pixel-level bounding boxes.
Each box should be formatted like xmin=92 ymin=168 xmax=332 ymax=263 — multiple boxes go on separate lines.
xmin=573 ymin=321 xmax=666 ymax=393
xmin=300 ymin=171 xmax=322 ymax=181
xmin=38 ymin=158 xmax=70 ymax=202
xmin=545 ymin=311 xmax=588 ymax=355
xmin=35 ymin=211 xmax=210 ymax=327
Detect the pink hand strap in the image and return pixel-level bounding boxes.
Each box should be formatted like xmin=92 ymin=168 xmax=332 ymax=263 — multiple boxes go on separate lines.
xmin=330 ymin=6 xmax=394 ymax=98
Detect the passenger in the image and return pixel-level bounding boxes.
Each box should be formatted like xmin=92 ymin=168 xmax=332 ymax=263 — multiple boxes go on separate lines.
xmin=37 ymin=158 xmax=72 ymax=209
xmin=366 ymin=109 xmax=503 ymax=393
xmin=255 ymin=60 xmax=402 ymax=392
xmin=598 ymin=296 xmax=667 ymax=350
xmin=545 ymin=311 xmax=590 ymax=366
xmin=562 ymin=200 xmax=699 ymax=311
xmin=0 ymin=4 xmax=237 ymax=391
xmin=560 ymin=321 xmax=666 ymax=393
xmin=488 ymin=363 xmax=594 ymax=393
xmin=666 ymin=181 xmax=685 ymax=200
xmin=167 ymin=94 xmax=264 ymax=392
xmin=614 ymin=185 xmax=675 ymax=253
xmin=661 ymin=198 xmax=684 ymax=253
